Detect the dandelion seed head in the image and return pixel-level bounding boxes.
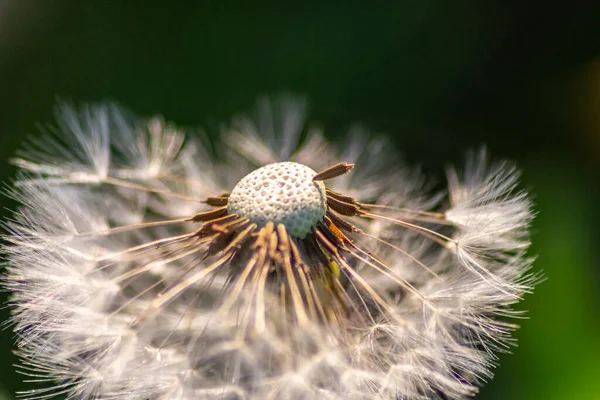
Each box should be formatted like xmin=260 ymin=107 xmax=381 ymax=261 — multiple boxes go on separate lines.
xmin=227 ymin=161 xmax=327 ymax=238
xmin=1 ymin=96 xmax=538 ymax=400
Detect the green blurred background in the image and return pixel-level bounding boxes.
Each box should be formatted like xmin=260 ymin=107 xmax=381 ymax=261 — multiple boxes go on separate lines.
xmin=1 ymin=2 xmax=599 ymax=399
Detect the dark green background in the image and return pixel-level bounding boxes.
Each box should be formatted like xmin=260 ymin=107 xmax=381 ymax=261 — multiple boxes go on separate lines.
xmin=1 ymin=2 xmax=599 ymax=399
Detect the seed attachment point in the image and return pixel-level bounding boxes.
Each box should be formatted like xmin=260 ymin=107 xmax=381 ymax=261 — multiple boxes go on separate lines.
xmin=227 ymin=162 xmax=327 ymax=238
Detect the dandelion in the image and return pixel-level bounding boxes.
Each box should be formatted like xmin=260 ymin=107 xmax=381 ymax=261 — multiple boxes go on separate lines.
xmin=2 ymin=97 xmax=537 ymax=399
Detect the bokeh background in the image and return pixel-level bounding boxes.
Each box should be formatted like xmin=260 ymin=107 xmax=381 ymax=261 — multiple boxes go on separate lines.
xmin=1 ymin=2 xmax=599 ymax=399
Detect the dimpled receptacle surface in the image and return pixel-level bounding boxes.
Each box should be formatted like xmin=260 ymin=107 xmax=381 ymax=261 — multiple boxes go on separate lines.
xmin=227 ymin=162 xmax=327 ymax=238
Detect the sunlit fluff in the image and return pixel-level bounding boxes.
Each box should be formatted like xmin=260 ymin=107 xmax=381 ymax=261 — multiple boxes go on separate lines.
xmin=2 ymin=97 xmax=537 ymax=399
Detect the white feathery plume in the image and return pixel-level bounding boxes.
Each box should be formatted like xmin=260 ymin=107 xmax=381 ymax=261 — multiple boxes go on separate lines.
xmin=2 ymin=97 xmax=537 ymax=399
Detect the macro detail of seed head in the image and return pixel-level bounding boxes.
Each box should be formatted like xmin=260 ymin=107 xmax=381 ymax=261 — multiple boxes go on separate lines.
xmin=227 ymin=162 xmax=327 ymax=238
xmin=1 ymin=96 xmax=538 ymax=400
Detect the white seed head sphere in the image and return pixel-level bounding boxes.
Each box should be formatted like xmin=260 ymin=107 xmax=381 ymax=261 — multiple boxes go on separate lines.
xmin=227 ymin=162 xmax=327 ymax=238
